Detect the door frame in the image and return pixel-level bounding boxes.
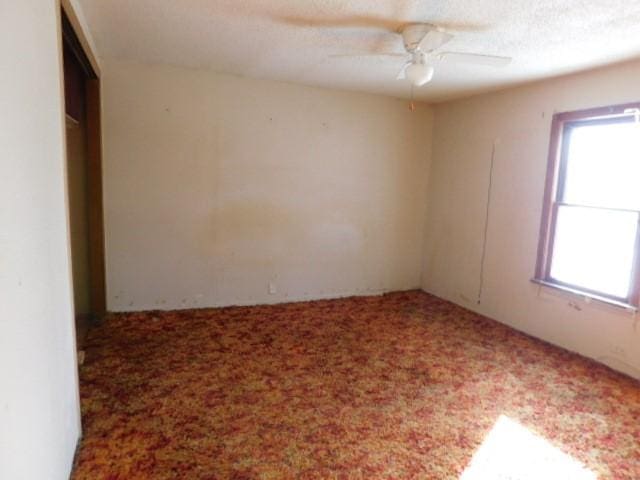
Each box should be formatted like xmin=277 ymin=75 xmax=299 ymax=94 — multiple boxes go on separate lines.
xmin=61 ymin=7 xmax=107 ymax=317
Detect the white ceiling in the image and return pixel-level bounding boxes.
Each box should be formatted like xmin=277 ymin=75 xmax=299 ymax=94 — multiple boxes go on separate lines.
xmin=78 ymin=0 xmax=640 ymax=102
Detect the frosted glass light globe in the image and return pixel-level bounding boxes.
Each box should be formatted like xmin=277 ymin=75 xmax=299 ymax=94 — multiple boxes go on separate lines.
xmin=406 ymin=63 xmax=435 ymax=86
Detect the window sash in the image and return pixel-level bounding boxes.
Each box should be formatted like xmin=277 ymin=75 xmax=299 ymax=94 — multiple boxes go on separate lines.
xmin=546 ymin=203 xmax=640 ymax=303
xmin=558 ymin=116 xmax=640 ymax=210
xmin=535 ymin=102 xmax=640 ymax=308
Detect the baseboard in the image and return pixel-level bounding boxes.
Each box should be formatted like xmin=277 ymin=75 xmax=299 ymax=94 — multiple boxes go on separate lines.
xmin=107 ymin=286 xmax=424 ymax=314
xmin=419 ymin=286 xmax=640 ymax=381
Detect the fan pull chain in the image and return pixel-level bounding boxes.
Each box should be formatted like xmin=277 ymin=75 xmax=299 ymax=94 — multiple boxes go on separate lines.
xmin=409 ymin=84 xmax=416 ymax=112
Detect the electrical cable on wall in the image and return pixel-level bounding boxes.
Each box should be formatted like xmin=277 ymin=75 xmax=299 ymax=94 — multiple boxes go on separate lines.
xmin=477 ymin=139 xmax=498 ymax=304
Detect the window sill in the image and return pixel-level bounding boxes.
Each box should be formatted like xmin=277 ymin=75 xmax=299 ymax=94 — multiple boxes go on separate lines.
xmin=530 ymin=278 xmax=638 ymax=312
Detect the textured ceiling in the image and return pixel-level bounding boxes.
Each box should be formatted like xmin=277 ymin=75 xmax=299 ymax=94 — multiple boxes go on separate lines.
xmin=78 ymin=0 xmax=640 ymax=101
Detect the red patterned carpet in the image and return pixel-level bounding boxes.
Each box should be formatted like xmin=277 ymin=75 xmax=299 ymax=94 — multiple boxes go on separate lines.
xmin=72 ymin=291 xmax=640 ymax=479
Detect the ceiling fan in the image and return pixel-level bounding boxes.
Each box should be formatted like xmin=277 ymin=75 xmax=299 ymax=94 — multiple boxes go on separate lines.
xmin=332 ymin=23 xmax=512 ymax=87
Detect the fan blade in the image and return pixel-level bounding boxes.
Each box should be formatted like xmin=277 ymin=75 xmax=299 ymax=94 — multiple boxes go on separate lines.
xmin=417 ymin=30 xmax=454 ymax=52
xmin=396 ymin=61 xmax=411 ymax=80
xmin=438 ymin=51 xmax=512 ymax=67
xmin=329 ymin=52 xmax=407 ymax=58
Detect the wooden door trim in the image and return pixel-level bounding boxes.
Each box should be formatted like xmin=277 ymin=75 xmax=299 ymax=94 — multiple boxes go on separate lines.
xmin=85 ymin=79 xmax=106 ymax=317
xmin=60 ymin=0 xmax=101 ymax=77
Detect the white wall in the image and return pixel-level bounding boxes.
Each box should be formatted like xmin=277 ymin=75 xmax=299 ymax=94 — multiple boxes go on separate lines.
xmin=422 ymin=58 xmax=640 ymax=379
xmin=0 ymin=2 xmax=81 ymax=479
xmin=102 ymin=59 xmax=433 ymax=311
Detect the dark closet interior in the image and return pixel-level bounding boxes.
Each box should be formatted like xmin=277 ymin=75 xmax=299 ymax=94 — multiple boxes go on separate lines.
xmin=62 ymin=10 xmax=106 ymax=349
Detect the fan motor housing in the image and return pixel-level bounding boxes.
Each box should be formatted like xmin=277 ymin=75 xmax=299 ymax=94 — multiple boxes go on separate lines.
xmin=401 ymin=23 xmax=436 ymax=52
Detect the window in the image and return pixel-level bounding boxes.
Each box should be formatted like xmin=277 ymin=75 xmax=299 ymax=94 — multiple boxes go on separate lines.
xmin=534 ymin=103 xmax=640 ymax=308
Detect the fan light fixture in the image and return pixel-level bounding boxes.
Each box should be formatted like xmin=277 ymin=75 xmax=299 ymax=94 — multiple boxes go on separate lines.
xmin=405 ymin=62 xmax=434 ymax=86
xmin=329 ymin=23 xmax=512 ymax=89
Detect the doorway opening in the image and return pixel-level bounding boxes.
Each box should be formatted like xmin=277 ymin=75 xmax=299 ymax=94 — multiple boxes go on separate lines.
xmin=61 ymin=9 xmax=106 ymax=349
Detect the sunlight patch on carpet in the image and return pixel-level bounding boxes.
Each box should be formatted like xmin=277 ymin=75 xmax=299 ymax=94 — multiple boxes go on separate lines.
xmin=461 ymin=415 xmax=597 ymax=480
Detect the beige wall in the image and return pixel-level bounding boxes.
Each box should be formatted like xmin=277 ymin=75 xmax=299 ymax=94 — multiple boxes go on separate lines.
xmin=422 ymin=58 xmax=640 ymax=379
xmin=0 ymin=2 xmax=81 ymax=479
xmin=102 ymin=59 xmax=433 ymax=311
